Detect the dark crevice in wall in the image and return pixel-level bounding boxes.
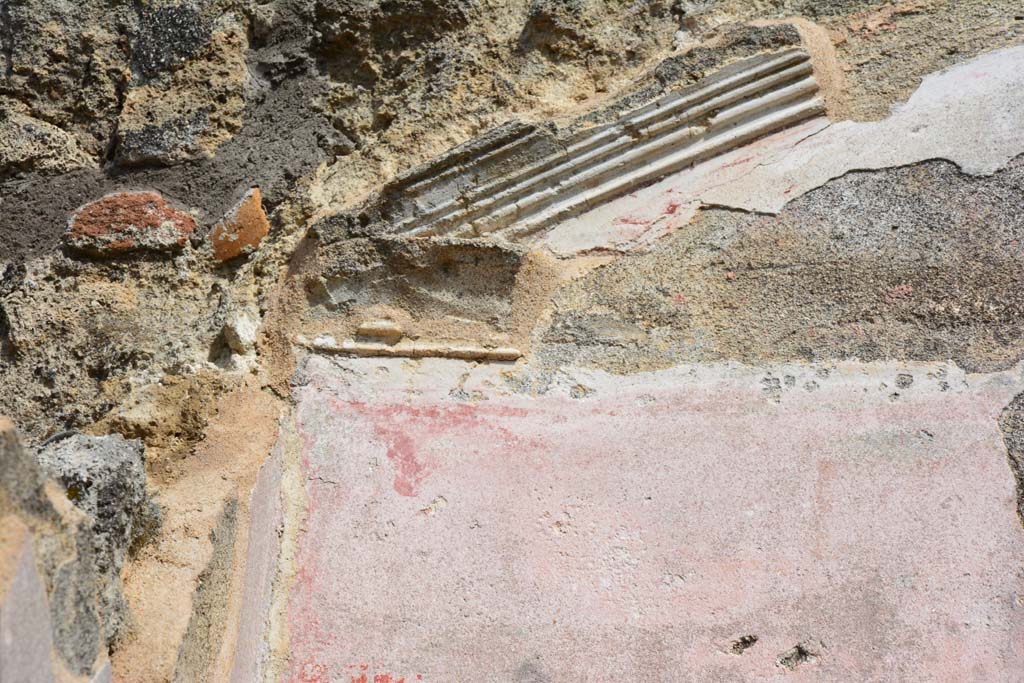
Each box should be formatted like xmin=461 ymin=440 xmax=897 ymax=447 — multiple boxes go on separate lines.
xmin=1 ymin=0 xmax=14 ymax=82
xmin=998 ymin=392 xmax=1024 ymax=528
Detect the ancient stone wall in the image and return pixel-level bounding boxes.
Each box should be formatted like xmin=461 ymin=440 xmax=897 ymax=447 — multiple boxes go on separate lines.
xmin=1 ymin=1 xmax=1023 ymax=681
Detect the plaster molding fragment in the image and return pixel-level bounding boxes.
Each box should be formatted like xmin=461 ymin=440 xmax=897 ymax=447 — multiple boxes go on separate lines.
xmin=356 ymin=320 xmax=404 ymax=342
xmin=387 ymin=49 xmax=823 ymax=243
xmin=701 ymin=46 xmax=1024 ymax=214
xmin=297 ymin=334 xmax=522 ymax=362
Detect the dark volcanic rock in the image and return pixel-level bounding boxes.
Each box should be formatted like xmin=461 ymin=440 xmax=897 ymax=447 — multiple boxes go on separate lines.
xmin=131 ymin=2 xmax=212 ymax=81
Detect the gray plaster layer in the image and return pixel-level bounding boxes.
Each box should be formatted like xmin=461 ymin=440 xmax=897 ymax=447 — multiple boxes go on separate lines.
xmin=228 ymin=444 xmax=283 ymax=683
xmin=540 ymin=154 xmax=1024 ymax=376
xmin=999 ymin=392 xmax=1024 ymax=526
xmin=0 ymin=539 xmax=55 ymax=683
xmin=543 ymin=45 xmax=1024 ymax=255
xmin=702 ymin=46 xmax=1024 ymax=213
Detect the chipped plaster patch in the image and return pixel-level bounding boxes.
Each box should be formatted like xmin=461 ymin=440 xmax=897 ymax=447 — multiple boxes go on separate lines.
xmin=702 ymin=45 xmax=1024 ymax=213
xmin=543 ymin=46 xmax=1024 ymax=255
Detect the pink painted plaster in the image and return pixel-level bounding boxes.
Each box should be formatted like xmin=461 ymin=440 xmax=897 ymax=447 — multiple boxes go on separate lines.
xmin=281 ymin=358 xmax=1024 ymax=682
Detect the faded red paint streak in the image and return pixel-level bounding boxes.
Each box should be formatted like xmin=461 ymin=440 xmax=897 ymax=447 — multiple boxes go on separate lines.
xmin=285 ymin=450 xmax=341 ymax=683
xmin=614 ymin=215 xmax=650 ymax=226
xmin=332 ymin=399 xmax=531 ymax=497
xmin=721 ymin=155 xmax=753 ymax=169
xmin=379 ymin=425 xmax=422 ymax=497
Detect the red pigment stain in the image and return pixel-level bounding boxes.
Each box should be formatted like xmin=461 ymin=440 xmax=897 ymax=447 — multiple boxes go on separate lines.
xmin=347 ymin=667 xmax=420 ymax=683
xmin=333 ymin=400 xmax=531 ymax=497
xmin=284 ymin=524 xmax=341 ymax=683
xmin=614 ymin=215 xmax=650 ymax=226
xmin=297 ymin=662 xmax=328 ymax=683
xmin=673 ymin=293 xmax=688 ymax=307
xmin=721 ymin=155 xmax=753 ymax=169
xmin=663 ymin=200 xmax=683 ymax=216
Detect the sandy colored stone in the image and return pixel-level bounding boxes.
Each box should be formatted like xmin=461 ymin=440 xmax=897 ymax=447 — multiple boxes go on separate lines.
xmin=114 ymin=23 xmax=247 ymax=166
xmin=209 ymin=188 xmax=271 ymax=262
xmin=0 ymin=107 xmax=94 ymax=178
xmin=112 ymin=385 xmax=283 ymax=683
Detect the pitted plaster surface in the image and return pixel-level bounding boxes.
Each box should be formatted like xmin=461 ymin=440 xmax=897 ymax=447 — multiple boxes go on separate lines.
xmin=274 ymin=355 xmax=1024 ymax=682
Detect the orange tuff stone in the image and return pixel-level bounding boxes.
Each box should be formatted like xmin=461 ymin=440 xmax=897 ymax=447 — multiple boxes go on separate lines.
xmin=209 ymin=187 xmax=270 ymax=262
xmin=66 ymin=191 xmax=196 ymax=256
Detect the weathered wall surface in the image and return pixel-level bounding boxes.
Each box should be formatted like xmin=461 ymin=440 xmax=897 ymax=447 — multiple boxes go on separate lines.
xmin=1 ymin=1 xmax=1024 ymax=682
xmin=278 ymin=355 xmax=1024 ymax=683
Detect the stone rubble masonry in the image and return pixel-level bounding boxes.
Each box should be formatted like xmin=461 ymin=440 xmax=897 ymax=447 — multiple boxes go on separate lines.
xmin=0 ymin=107 xmax=94 ymax=179
xmin=209 ymin=187 xmax=271 ymax=262
xmin=65 ymin=191 xmax=196 ymax=257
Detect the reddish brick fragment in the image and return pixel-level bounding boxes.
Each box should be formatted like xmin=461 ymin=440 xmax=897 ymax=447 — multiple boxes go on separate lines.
xmin=66 ymin=191 xmax=195 ymax=256
xmin=209 ymin=187 xmax=270 ymax=262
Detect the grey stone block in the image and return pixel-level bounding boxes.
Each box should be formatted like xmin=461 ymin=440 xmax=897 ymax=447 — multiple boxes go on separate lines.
xmin=37 ymin=433 xmax=160 ymax=647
